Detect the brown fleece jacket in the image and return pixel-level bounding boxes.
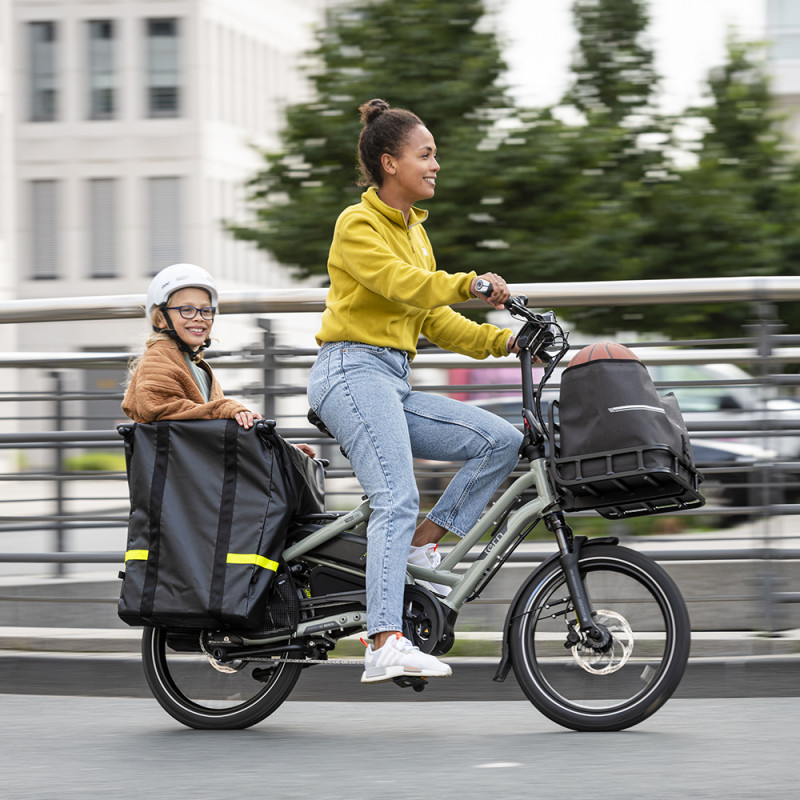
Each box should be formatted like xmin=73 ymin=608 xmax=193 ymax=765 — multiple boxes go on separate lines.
xmin=122 ymin=339 xmax=248 ymax=423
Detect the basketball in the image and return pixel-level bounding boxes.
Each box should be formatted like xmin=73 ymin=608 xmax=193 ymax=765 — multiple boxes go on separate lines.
xmin=567 ymin=342 xmax=640 ymax=367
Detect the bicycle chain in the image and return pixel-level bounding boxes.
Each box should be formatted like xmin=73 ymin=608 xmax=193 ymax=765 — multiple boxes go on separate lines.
xmin=246 ymin=656 xmax=364 ymax=666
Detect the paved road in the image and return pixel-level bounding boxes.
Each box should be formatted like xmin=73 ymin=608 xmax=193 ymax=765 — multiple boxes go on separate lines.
xmin=1 ymin=696 xmax=798 ymax=799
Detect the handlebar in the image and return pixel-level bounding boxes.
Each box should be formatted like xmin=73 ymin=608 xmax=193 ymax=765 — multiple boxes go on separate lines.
xmin=473 ymin=279 xmax=570 ymax=452
xmin=473 ymin=281 xmax=566 ymax=362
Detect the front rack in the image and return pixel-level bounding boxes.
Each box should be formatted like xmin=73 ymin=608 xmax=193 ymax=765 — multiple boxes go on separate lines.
xmin=547 ymin=405 xmax=705 ymax=519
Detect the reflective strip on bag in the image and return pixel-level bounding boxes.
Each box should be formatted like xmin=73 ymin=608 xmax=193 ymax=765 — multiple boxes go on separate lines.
xmin=608 ymin=405 xmax=666 ymax=414
xmin=226 ymin=553 xmax=279 ymax=572
xmin=124 ymin=550 xmax=276 ymax=572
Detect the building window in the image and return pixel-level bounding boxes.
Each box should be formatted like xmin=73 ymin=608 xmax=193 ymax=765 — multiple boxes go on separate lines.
xmin=146 ymin=18 xmax=180 ymax=117
xmin=29 ymin=21 xmax=58 ymax=122
xmin=770 ymin=0 xmax=800 ymax=26
xmin=769 ymin=0 xmax=800 ymax=60
xmin=148 ymin=177 xmax=182 ymax=272
xmin=30 ymin=180 xmax=59 ymax=279
xmin=87 ymin=20 xmax=116 ymax=120
xmin=88 ymin=179 xmax=117 ymax=278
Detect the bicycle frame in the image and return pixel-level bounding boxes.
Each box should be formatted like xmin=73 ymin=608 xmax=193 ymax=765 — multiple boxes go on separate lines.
xmin=231 ymin=300 xmax=609 ymax=651
xmin=280 ymin=453 xmax=552 ymax=616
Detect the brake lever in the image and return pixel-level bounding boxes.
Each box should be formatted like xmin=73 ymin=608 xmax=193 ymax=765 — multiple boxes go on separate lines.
xmin=505 ymin=294 xmax=529 ymax=314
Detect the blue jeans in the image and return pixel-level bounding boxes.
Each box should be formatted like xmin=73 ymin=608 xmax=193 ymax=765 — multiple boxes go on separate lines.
xmin=308 ymin=342 xmax=523 ymax=637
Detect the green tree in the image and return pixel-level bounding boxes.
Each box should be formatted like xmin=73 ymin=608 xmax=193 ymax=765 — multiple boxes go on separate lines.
xmin=228 ymin=0 xmax=800 ymax=341
xmin=468 ymin=0 xmax=670 ymax=293
xmin=492 ymin=15 xmax=800 ymax=340
xmin=227 ymin=0 xmax=510 ymax=280
xmin=565 ymin=0 xmax=659 ymax=125
xmin=580 ymin=37 xmax=800 ymax=340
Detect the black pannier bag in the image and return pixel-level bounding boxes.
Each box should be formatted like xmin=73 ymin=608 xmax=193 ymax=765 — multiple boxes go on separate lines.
xmin=548 ymin=353 xmax=705 ymax=518
xmin=117 ymin=418 xmax=324 ymax=630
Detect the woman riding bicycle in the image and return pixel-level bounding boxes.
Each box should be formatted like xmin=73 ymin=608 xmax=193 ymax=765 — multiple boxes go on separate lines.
xmin=307 ymin=98 xmax=523 ymax=684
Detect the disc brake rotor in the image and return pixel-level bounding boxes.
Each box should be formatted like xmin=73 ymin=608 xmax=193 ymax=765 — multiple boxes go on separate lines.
xmin=571 ymin=609 xmax=634 ymax=675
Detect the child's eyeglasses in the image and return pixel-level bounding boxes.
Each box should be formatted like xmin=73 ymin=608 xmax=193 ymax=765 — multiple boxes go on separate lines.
xmin=165 ymin=305 xmax=217 ymax=320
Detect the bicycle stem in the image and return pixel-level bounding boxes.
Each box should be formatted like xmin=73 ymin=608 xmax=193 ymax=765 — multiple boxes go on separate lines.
xmin=517 ymin=346 xmax=549 ymax=463
xmin=519 ymin=345 xmax=536 ymax=413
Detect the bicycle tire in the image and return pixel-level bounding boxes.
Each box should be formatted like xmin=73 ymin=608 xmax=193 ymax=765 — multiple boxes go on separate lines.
xmin=141 ymin=626 xmax=302 ymax=730
xmin=508 ymin=544 xmax=690 ymax=732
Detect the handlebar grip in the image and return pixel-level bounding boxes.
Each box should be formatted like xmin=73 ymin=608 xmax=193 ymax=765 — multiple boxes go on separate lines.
xmin=473 ymin=278 xmax=493 ymax=297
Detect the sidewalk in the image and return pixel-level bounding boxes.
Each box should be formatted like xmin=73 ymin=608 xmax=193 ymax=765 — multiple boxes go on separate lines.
xmin=1 ymin=646 xmax=798 ymax=700
xmin=1 ymin=626 xmax=798 ymax=658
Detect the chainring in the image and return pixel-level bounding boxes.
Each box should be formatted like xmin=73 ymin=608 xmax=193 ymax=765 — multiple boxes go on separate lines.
xmin=402 ymin=585 xmax=447 ymax=654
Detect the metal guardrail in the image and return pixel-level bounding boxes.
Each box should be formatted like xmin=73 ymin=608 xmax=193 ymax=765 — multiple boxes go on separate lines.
xmin=4 ymin=275 xmax=800 ymax=323
xmin=0 ymin=279 xmax=798 ymax=633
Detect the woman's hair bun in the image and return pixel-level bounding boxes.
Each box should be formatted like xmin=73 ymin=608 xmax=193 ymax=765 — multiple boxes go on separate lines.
xmin=359 ymin=98 xmax=390 ymax=125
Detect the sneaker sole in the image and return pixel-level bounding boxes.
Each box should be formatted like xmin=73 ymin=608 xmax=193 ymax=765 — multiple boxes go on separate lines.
xmin=360 ymin=664 xmax=452 ymax=684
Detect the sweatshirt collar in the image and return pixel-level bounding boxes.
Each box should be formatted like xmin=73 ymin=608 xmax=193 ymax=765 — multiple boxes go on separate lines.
xmin=363 ymin=186 xmax=429 ymax=229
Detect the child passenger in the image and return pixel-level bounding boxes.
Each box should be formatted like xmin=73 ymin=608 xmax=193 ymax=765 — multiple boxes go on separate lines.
xmin=122 ymin=263 xmax=315 ymax=458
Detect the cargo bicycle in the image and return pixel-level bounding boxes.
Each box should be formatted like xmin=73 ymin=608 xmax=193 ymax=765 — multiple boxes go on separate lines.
xmin=132 ymin=295 xmax=702 ymax=732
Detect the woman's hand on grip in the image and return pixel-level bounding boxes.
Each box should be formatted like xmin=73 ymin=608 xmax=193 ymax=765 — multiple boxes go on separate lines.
xmin=471 ymin=273 xmax=511 ymax=310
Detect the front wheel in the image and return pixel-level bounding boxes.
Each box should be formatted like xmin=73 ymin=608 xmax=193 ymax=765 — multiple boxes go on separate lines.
xmin=141 ymin=627 xmax=302 ymax=730
xmin=508 ymin=544 xmax=690 ymax=732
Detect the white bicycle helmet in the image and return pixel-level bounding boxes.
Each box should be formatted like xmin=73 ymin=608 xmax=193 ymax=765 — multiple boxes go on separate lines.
xmin=146 ymin=263 xmax=219 ymax=319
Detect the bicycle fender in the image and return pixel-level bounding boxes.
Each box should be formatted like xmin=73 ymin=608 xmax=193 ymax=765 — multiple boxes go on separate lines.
xmin=493 ymin=535 xmax=619 ymax=683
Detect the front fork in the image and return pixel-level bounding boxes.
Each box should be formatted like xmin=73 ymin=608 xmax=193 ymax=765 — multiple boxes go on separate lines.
xmin=545 ymin=512 xmax=612 ymax=651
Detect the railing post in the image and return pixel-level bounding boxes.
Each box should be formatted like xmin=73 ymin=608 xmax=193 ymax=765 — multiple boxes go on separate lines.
xmin=51 ymin=370 xmax=66 ymax=578
xmin=750 ymin=302 xmax=783 ymax=634
xmin=258 ymin=318 xmax=277 ymax=421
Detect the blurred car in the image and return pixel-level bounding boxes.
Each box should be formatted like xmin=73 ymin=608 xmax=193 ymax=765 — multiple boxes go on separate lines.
xmin=447 ymin=358 xmax=800 ymax=460
xmin=416 ymin=394 xmax=783 ymax=515
xmin=647 ymin=362 xmax=800 ymax=462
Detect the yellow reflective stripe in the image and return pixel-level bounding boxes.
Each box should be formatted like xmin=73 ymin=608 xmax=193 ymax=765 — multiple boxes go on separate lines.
xmin=226 ymin=553 xmax=279 ymax=572
xmin=124 ymin=550 xmax=277 ymax=572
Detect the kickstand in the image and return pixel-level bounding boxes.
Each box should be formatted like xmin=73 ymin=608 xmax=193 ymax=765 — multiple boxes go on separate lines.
xmin=392 ymin=675 xmax=427 ymax=692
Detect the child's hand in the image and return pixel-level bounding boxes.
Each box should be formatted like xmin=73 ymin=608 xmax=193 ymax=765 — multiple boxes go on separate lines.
xmin=295 ymin=443 xmax=316 ymax=458
xmin=235 ymin=410 xmax=262 ymax=429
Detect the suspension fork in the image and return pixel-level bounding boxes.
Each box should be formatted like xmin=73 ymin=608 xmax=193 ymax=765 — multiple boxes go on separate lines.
xmin=545 ymin=511 xmax=612 ymax=649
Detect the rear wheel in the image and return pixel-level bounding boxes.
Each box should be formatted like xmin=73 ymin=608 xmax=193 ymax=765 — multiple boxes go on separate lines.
xmin=508 ymin=544 xmax=690 ymax=731
xmin=141 ymin=627 xmax=302 ymax=730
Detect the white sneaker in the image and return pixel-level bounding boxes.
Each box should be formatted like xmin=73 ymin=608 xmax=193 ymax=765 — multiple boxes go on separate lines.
xmin=361 ymin=634 xmax=452 ymax=684
xmin=407 ymin=543 xmax=451 ymax=596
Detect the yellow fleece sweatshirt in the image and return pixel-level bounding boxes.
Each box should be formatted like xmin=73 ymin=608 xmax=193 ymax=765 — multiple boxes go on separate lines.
xmin=316 ymin=187 xmax=512 ymax=360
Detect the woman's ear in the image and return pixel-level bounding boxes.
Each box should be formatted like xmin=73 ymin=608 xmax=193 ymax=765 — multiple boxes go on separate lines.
xmin=380 ymin=152 xmax=396 ymax=176
xmin=152 ymin=308 xmax=166 ymax=329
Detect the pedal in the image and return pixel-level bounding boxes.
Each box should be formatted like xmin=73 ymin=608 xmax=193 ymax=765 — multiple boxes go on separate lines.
xmin=392 ymin=675 xmax=427 ymax=692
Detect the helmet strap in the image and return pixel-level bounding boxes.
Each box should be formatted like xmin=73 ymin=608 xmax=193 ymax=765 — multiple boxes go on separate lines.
xmin=154 ymin=305 xmax=211 ymax=362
